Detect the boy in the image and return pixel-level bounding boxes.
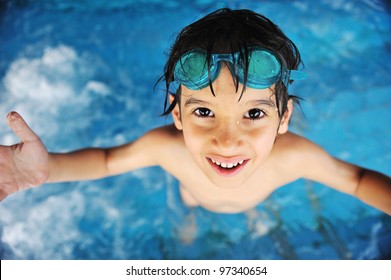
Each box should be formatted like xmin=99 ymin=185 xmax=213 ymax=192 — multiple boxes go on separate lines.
xmin=0 ymin=8 xmax=390 ymax=215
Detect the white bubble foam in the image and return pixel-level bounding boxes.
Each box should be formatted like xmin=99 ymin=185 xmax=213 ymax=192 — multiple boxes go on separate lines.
xmin=3 ymin=45 xmax=78 ymax=103
xmin=82 ymin=80 xmax=111 ymax=96
xmin=0 ymin=44 xmax=114 ymax=144
xmin=2 ymin=191 xmax=85 ymax=259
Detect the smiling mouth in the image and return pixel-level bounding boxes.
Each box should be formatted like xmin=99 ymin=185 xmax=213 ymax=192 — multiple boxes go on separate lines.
xmin=210 ymin=158 xmax=245 ymax=168
xmin=207 ymin=157 xmax=249 ymax=176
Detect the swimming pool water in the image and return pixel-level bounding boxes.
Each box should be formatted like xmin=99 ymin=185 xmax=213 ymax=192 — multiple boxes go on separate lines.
xmin=0 ymin=0 xmax=390 ymax=259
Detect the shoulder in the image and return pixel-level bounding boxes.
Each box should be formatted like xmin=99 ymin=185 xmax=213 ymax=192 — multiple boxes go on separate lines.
xmin=272 ymin=131 xmax=335 ymax=173
xmin=272 ymin=131 xmax=361 ymax=195
xmin=143 ymin=124 xmax=184 ymax=148
xmin=141 ymin=124 xmax=186 ymax=161
xmin=269 ymin=131 xmax=327 ymax=179
xmin=146 ymin=123 xmax=182 ymax=138
xmin=272 ymin=131 xmax=326 ymax=161
xmin=106 ymin=124 xmax=184 ymax=174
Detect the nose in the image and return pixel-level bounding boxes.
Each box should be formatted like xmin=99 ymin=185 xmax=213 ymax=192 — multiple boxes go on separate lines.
xmin=210 ymin=119 xmax=243 ymax=153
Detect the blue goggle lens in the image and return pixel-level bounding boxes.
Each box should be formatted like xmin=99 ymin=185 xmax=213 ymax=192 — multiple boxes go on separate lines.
xmin=175 ymin=52 xmax=210 ymax=87
xmin=173 ymin=48 xmax=307 ymax=90
xmin=244 ymin=49 xmax=281 ymax=88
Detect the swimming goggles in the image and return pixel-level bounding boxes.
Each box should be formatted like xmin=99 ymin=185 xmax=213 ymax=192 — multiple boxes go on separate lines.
xmin=173 ymin=48 xmax=307 ymax=90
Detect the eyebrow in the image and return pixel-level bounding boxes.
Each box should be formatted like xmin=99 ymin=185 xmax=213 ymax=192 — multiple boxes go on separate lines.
xmin=183 ymin=97 xmax=276 ymax=108
xmin=245 ymin=99 xmax=277 ymax=108
xmin=184 ymin=97 xmax=215 ymax=107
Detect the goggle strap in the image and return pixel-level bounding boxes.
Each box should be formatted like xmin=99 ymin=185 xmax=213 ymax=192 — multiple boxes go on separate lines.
xmin=289 ymin=70 xmax=308 ymax=81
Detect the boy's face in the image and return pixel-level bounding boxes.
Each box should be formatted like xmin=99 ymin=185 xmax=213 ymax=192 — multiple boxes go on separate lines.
xmin=172 ymin=66 xmax=292 ymax=189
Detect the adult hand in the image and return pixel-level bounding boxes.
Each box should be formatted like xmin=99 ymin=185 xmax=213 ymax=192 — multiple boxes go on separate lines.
xmin=0 ymin=112 xmax=49 ymax=201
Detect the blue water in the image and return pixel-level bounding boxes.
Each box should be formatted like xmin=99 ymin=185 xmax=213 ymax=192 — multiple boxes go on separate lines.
xmin=0 ymin=0 xmax=391 ymax=259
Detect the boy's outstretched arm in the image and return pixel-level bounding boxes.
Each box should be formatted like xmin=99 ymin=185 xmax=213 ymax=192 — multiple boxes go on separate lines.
xmin=353 ymin=168 xmax=391 ymax=215
xmin=47 ymin=128 xmax=161 ymax=183
xmin=0 ymin=112 xmax=160 ymax=201
xmin=296 ymin=135 xmax=391 ymax=215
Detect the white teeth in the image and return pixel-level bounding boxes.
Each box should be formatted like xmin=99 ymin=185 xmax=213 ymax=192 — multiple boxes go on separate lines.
xmin=210 ymin=158 xmax=245 ymax=169
xmin=221 ymin=163 xmax=234 ymax=168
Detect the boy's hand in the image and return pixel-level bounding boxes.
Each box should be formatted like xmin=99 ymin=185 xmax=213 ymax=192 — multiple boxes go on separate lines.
xmin=0 ymin=112 xmax=49 ymax=201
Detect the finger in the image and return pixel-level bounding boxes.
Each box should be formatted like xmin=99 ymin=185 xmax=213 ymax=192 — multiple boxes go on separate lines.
xmin=6 ymin=111 xmax=39 ymax=143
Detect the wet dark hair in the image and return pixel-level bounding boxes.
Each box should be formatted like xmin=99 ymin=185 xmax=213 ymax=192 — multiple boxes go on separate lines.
xmin=158 ymin=8 xmax=303 ymax=118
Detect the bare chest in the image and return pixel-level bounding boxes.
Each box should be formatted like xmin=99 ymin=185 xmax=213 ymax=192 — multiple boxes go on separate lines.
xmin=164 ymin=160 xmax=285 ymax=213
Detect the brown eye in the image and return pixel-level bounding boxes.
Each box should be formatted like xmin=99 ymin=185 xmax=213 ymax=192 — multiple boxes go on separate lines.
xmin=244 ymin=109 xmax=265 ymax=120
xmin=194 ymin=108 xmax=214 ymax=117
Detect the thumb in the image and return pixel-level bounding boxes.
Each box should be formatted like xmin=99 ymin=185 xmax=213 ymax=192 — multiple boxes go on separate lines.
xmin=0 ymin=189 xmax=7 ymax=201
xmin=6 ymin=111 xmax=40 ymax=143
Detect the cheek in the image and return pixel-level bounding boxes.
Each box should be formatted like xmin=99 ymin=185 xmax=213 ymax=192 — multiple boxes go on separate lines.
xmin=248 ymin=128 xmax=277 ymax=157
xmin=182 ymin=124 xmax=207 ymax=154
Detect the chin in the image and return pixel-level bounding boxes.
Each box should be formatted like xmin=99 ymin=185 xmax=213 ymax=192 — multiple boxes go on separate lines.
xmin=206 ymin=173 xmax=248 ymax=189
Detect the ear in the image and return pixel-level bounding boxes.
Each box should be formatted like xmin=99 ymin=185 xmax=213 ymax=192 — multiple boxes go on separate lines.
xmin=170 ymin=94 xmax=183 ymax=130
xmin=277 ymin=99 xmax=293 ymax=134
